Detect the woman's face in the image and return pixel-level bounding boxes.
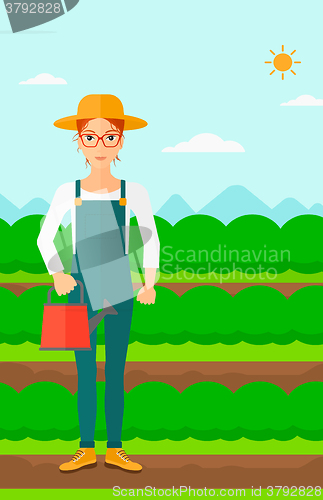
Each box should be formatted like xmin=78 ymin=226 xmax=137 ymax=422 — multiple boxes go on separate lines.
xmin=77 ymin=118 xmax=124 ymax=168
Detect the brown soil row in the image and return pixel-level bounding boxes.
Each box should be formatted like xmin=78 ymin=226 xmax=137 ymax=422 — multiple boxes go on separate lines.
xmin=0 ymin=454 xmax=322 ymax=489
xmin=1 ymin=282 xmax=322 ymax=297
xmin=0 ymin=282 xmax=142 ymax=296
xmin=159 ymin=282 xmax=323 ymax=298
xmin=1 ymin=361 xmax=323 ymax=393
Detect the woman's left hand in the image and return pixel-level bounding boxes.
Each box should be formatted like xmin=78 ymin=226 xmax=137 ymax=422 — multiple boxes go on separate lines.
xmin=137 ymin=286 xmax=156 ymax=304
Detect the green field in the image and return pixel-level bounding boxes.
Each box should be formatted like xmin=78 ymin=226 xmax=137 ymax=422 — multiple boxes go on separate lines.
xmin=2 ymin=437 xmax=323 ymax=456
xmin=2 ymin=490 xmax=316 ymax=499
xmin=1 ymin=341 xmax=323 ymax=362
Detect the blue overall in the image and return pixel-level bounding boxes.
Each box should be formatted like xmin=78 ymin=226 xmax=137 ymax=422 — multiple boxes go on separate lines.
xmin=68 ymin=179 xmax=133 ymax=449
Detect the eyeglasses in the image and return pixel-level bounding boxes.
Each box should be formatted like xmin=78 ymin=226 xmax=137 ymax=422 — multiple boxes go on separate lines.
xmin=80 ymin=133 xmax=122 ymax=148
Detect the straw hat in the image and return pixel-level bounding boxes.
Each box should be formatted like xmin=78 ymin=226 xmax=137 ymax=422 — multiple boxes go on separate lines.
xmin=54 ymin=94 xmax=147 ymax=131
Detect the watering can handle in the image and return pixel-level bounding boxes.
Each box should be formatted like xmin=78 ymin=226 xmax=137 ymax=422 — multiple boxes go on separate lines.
xmin=47 ymin=279 xmax=85 ymax=304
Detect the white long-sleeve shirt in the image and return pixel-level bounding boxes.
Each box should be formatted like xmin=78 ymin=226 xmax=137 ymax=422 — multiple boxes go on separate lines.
xmin=37 ymin=181 xmax=160 ymax=275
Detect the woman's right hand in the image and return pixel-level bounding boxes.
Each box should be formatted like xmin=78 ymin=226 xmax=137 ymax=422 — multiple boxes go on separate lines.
xmin=53 ymin=272 xmax=77 ymax=296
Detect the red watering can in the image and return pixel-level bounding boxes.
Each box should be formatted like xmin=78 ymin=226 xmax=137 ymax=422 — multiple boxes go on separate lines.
xmin=40 ymin=280 xmax=91 ymax=351
xmin=40 ymin=281 xmax=118 ymax=351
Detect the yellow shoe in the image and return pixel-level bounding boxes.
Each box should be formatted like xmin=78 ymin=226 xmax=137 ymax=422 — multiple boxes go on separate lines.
xmin=59 ymin=448 xmax=97 ymax=472
xmin=105 ymin=448 xmax=142 ymax=472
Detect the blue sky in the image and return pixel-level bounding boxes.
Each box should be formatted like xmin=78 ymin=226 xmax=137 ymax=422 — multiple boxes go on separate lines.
xmin=1 ymin=0 xmax=323 ymax=213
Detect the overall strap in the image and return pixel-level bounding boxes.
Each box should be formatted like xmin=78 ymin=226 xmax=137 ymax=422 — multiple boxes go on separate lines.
xmin=119 ymin=180 xmax=126 ymax=254
xmin=119 ymin=180 xmax=127 ymax=206
xmin=74 ymin=180 xmax=82 ymax=271
xmin=75 ymin=179 xmax=81 ymax=197
xmin=75 ymin=180 xmax=82 ymax=206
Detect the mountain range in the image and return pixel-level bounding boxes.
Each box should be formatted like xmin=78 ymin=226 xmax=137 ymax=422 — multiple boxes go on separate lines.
xmin=0 ymin=194 xmax=50 ymax=225
xmin=156 ymin=186 xmax=323 ymax=226
xmin=1 ymin=186 xmax=323 ymax=227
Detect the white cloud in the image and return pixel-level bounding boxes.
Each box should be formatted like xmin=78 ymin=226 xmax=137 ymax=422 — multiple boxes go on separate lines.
xmin=162 ymin=133 xmax=245 ymax=153
xmin=19 ymin=73 xmax=67 ymax=85
xmin=280 ymin=95 xmax=323 ymax=106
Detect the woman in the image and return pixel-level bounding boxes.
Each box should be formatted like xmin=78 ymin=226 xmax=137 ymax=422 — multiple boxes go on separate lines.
xmin=37 ymin=94 xmax=160 ymax=472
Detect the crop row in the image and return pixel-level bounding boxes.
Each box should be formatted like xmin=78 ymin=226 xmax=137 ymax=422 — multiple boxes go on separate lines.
xmin=1 ymin=380 xmax=323 ymax=441
xmin=1 ymin=285 xmax=323 ymax=346
xmin=1 ymin=213 xmax=323 ymax=274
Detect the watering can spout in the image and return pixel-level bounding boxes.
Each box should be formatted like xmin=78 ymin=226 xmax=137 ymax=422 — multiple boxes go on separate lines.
xmin=40 ymin=283 xmax=118 ymax=350
xmin=88 ymin=299 xmax=118 ymax=334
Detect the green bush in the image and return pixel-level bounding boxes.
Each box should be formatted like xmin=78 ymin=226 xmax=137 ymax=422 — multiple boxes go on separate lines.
xmin=281 ymin=216 xmax=323 ymax=273
xmin=0 ymin=215 xmax=72 ymax=274
xmin=225 ymin=215 xmax=284 ymax=273
xmin=2 ymin=284 xmax=323 ymax=346
xmin=11 ymin=215 xmax=47 ymax=274
xmin=0 ymin=287 xmax=19 ymax=343
xmin=233 ymin=286 xmax=291 ymax=345
xmin=165 ymin=215 xmax=225 ymax=275
xmin=1 ymin=213 xmax=323 ymax=275
xmin=19 ymin=382 xmax=78 ymax=441
xmin=0 ymin=285 xmax=67 ymax=345
xmin=182 ymin=381 xmax=236 ymax=440
xmin=123 ymin=381 xmax=183 ymax=441
xmin=0 ymin=219 xmax=14 ymax=273
xmin=288 ymin=286 xmax=323 ymax=340
xmin=1 ymin=381 xmax=323 ymax=442
xmin=289 ymin=382 xmax=323 ymax=439
xmin=0 ymin=384 xmax=21 ymax=440
xmin=179 ymin=286 xmax=235 ymax=343
xmin=130 ymin=286 xmax=180 ymax=344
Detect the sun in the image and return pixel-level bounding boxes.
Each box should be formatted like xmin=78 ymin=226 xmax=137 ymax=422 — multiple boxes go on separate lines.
xmin=265 ymin=45 xmax=301 ymax=80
